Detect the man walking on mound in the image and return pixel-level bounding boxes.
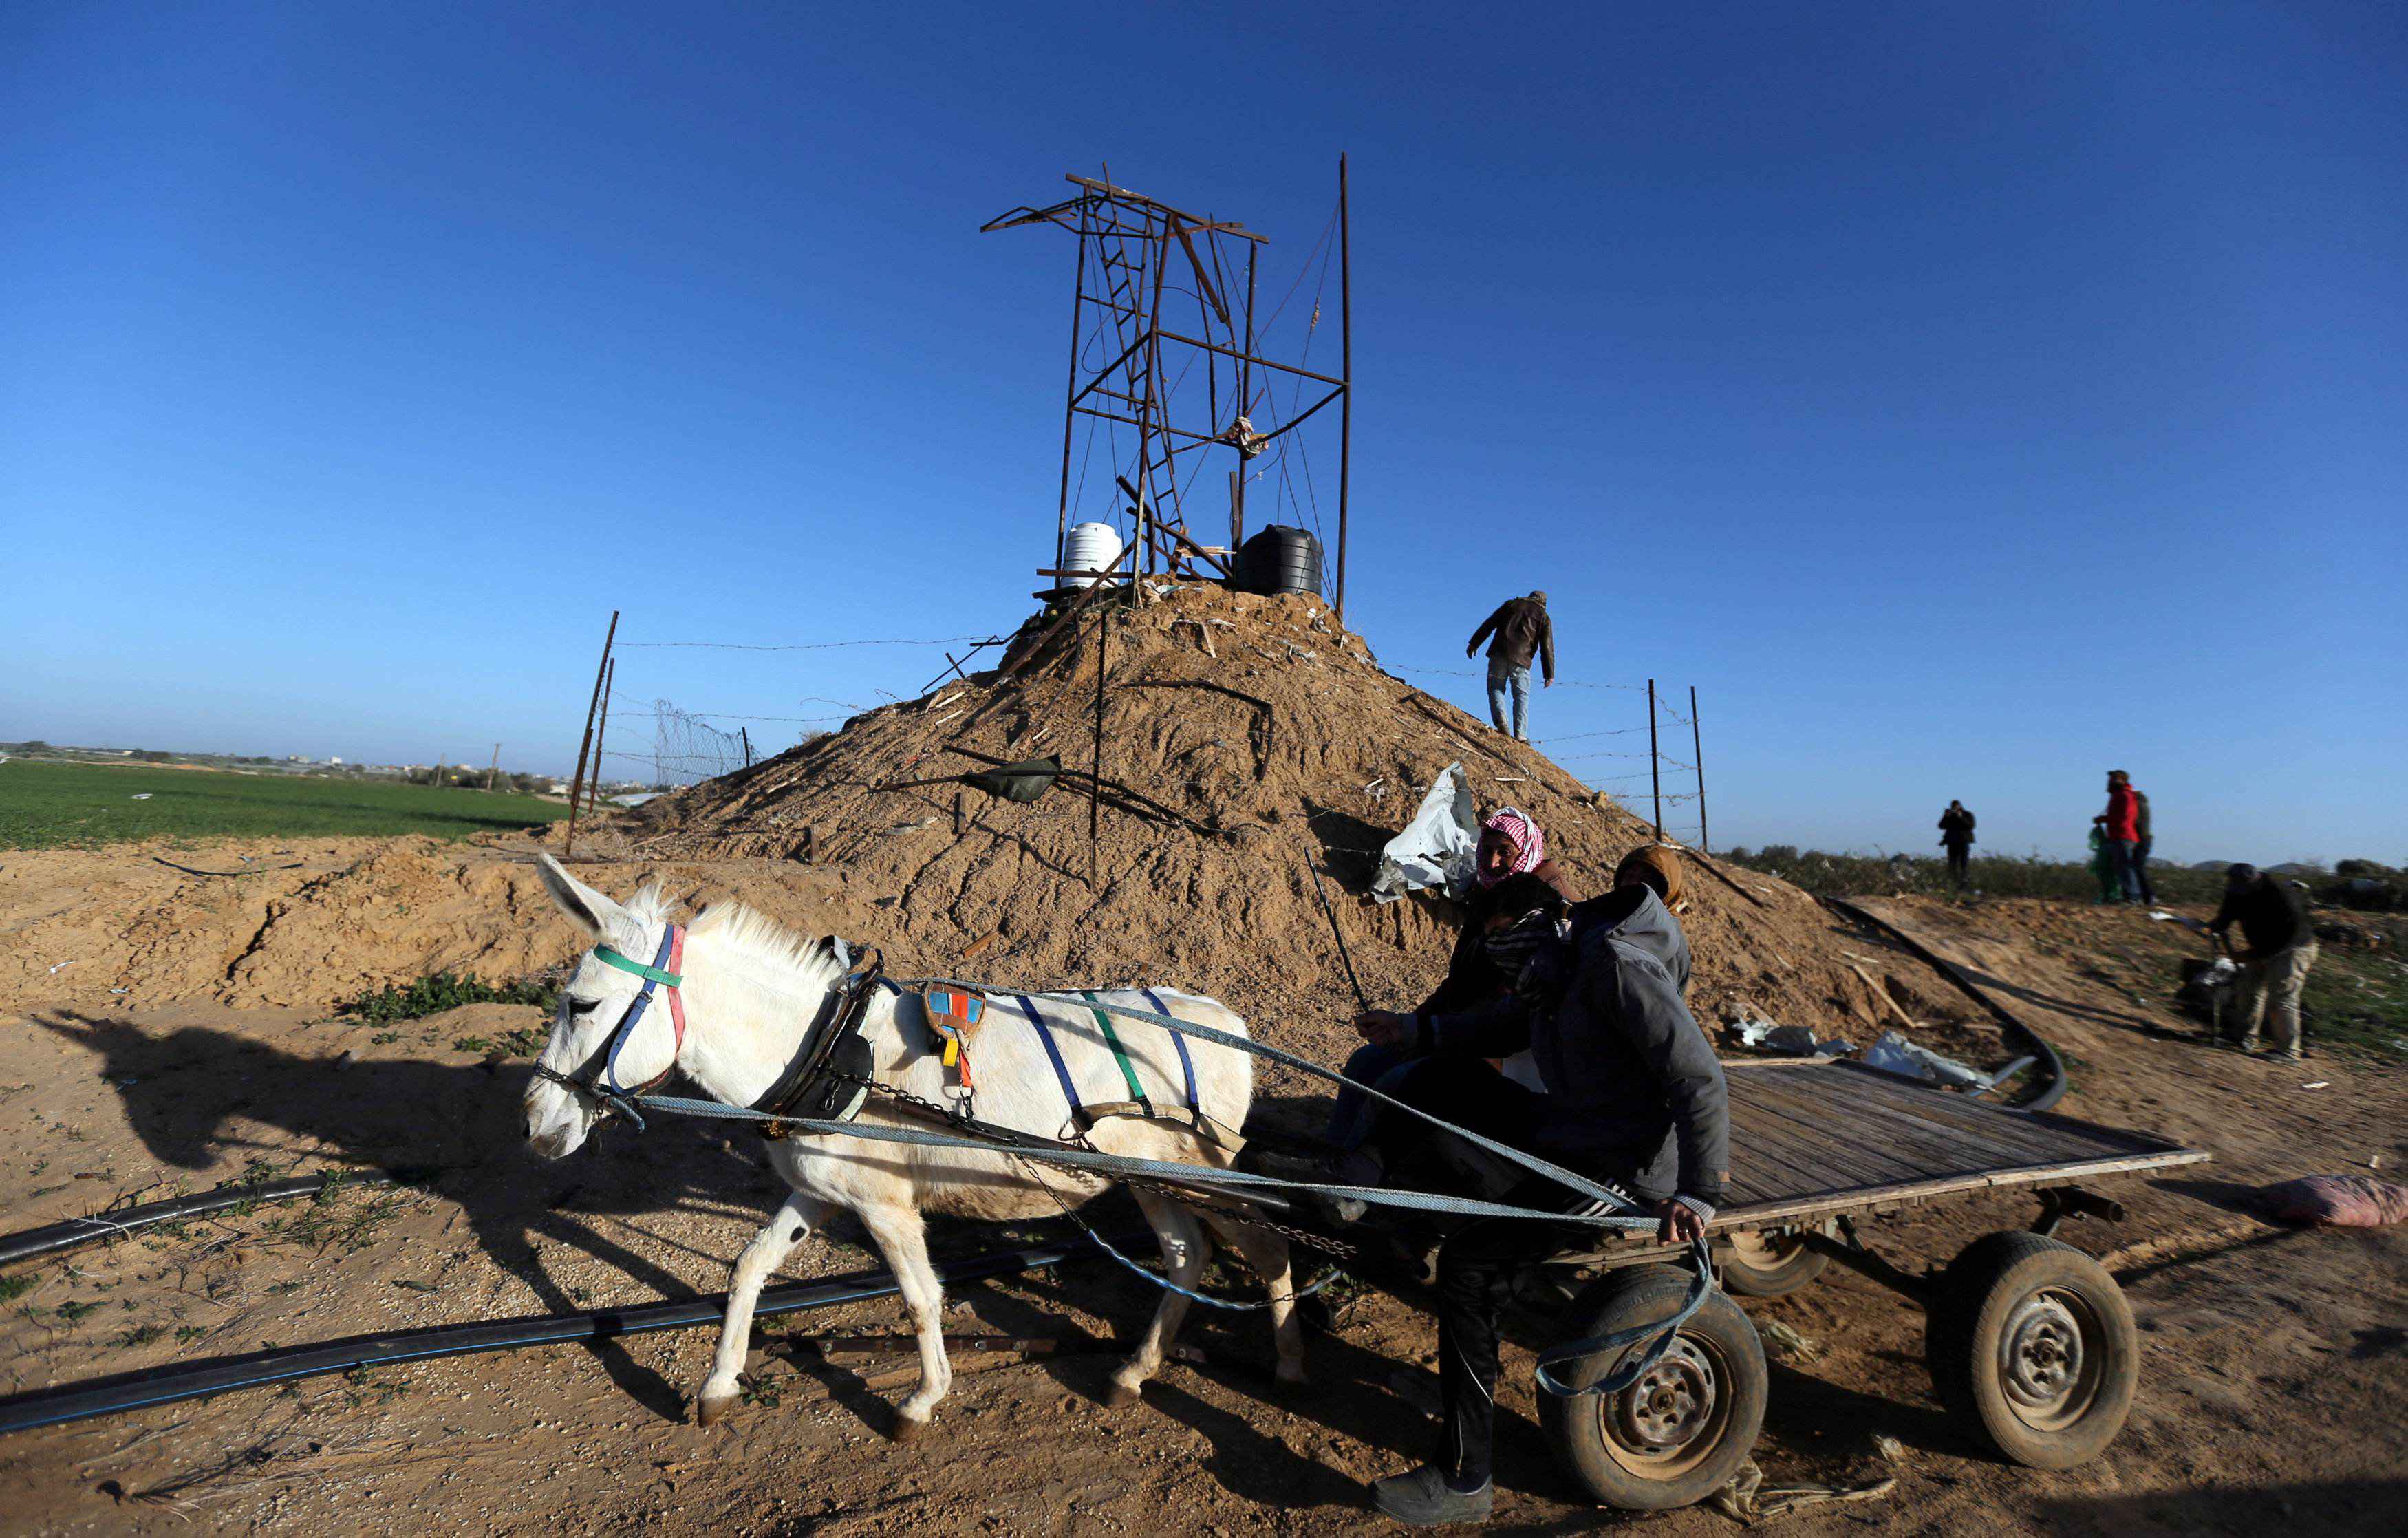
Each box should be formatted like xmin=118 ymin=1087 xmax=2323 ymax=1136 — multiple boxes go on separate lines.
xmin=1466 ymin=591 xmax=1554 ymax=743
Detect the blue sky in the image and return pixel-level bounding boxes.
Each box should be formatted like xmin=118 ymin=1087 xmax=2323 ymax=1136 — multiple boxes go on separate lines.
xmin=3 ymin=3 xmax=2401 ymax=864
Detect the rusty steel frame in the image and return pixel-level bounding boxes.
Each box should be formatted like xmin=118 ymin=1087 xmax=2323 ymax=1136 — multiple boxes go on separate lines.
xmin=984 ymin=168 xmax=1352 ymax=609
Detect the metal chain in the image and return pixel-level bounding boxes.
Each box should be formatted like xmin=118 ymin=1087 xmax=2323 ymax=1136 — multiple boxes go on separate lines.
xmin=808 ymin=1066 xmax=1358 ymax=1265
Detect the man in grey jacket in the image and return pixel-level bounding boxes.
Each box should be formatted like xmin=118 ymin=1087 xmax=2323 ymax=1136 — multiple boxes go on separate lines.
xmin=1348 ymin=874 xmax=1728 ymax=1524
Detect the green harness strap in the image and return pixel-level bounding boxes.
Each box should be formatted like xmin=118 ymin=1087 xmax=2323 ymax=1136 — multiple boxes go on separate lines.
xmin=595 ymin=946 xmax=682 ymax=988
xmin=1081 ymin=990 xmax=1152 ymax=1109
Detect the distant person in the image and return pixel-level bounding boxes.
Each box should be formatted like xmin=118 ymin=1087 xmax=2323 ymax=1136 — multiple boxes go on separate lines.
xmin=2129 ymin=787 xmax=2156 ymax=906
xmin=1465 ymin=591 xmax=1554 ymax=743
xmin=2087 ymin=826 xmax=2120 ymax=904
xmin=1937 ymin=800 xmax=1976 ymax=888
xmin=2092 ymin=770 xmax=2141 ymax=903
xmin=2208 ymin=864 xmax=2318 ymax=1062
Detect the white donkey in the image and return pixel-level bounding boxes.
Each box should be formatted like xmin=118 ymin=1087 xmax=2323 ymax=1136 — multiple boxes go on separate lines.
xmin=522 ymin=855 xmax=1305 ymax=1435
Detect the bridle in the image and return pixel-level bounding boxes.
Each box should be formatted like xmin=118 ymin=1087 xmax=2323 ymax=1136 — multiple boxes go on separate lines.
xmin=530 ymin=923 xmax=688 ymax=1131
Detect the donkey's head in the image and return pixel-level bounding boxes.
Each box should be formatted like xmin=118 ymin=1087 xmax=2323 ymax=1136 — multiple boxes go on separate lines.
xmin=524 ymin=853 xmax=679 ymax=1159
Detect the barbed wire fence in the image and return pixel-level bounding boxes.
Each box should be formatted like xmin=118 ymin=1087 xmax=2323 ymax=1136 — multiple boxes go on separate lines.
xmin=1390 ymin=663 xmax=1713 ymax=852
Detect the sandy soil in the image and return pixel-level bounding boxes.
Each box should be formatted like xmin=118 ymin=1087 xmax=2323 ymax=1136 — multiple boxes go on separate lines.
xmin=0 ymin=590 xmax=2399 ymax=1532
xmin=2 ymin=851 xmax=2401 ymax=1533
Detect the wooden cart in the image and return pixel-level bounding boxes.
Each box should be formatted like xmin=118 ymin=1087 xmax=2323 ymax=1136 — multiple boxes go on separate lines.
xmin=1512 ymin=1058 xmax=2210 ymax=1510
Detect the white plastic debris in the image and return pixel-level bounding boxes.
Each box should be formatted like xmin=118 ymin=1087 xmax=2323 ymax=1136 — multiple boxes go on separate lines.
xmin=1370 ymin=763 xmax=1478 ymax=904
xmin=130 ymin=793 xmax=153 ymax=800
xmin=1862 ymin=1029 xmax=1987 ymax=1090
xmin=1724 ymin=1004 xmax=1849 ymax=1056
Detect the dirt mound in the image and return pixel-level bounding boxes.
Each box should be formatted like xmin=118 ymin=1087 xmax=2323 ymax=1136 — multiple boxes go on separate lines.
xmin=588 ymin=584 xmax=1997 ymax=1071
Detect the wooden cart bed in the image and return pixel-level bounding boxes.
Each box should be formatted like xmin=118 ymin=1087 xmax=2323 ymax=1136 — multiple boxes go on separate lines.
xmin=1708 ymin=1058 xmax=2210 ymax=1231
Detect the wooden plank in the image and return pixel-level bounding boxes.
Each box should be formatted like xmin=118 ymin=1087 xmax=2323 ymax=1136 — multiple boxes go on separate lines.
xmin=1831 ymin=1067 xmax=2165 ymax=1162
xmin=1727 ymin=1074 xmax=1977 ymax=1177
xmin=1710 ymin=1147 xmax=2213 ymax=1230
xmin=1750 ymin=1074 xmax=2083 ymax=1171
xmin=1740 ymin=1067 xmax=2078 ymax=1167
xmin=1724 ymin=1087 xmax=1939 ymax=1191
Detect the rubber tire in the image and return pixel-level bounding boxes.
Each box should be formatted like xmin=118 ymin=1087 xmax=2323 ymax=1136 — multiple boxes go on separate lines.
xmin=1717 ymin=1230 xmax=1831 ymax=1299
xmin=1540 ymin=1268 xmax=1767 ymax=1511
xmin=1924 ymin=1232 xmax=2138 ymax=1470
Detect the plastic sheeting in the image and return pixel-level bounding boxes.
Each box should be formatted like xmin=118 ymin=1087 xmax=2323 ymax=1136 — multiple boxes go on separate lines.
xmin=1370 ymin=762 xmax=1479 ymax=904
xmin=1862 ymin=1029 xmax=1988 ymax=1091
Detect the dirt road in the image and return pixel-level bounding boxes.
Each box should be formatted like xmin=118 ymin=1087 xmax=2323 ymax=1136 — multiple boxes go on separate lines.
xmin=0 ymin=851 xmax=2401 ymax=1532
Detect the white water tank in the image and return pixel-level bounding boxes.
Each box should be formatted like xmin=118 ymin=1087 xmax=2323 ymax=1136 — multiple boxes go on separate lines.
xmin=1061 ymin=522 xmax=1124 ymax=586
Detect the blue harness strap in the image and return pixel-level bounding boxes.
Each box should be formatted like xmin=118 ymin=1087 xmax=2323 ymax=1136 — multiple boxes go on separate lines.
xmin=1014 ymin=994 xmax=1089 ymax=1130
xmin=1139 ymin=988 xmax=1201 ymax=1118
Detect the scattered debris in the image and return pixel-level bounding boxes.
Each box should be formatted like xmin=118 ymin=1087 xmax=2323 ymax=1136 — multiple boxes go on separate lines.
xmin=129 ymin=793 xmax=153 ymax=801
xmin=1756 ymin=1318 xmax=1825 ymax=1364
xmin=1370 ymin=762 xmax=1476 ymax=903
xmin=1723 ymin=1007 xmax=1849 ymax=1057
xmin=1871 ymin=1433 xmax=1905 ymax=1463
xmin=1710 ymin=1460 xmax=1897 ymax=1526
xmin=1862 ymin=1029 xmax=1987 ymax=1091
xmin=47 ymin=961 xmax=76 ymax=975
xmin=2301 ymin=1081 xmax=2329 ymax=1091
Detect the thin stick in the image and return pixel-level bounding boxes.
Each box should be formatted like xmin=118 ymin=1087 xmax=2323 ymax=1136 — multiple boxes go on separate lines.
xmin=563 ymin=610 xmax=618 ymax=857
xmin=1303 ymin=853 xmax=1369 ymax=1011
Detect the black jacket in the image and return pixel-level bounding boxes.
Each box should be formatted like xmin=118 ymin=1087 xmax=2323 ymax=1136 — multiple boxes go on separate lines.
xmin=1420 ymin=887 xmax=1728 ymax=1206
xmin=1938 ymin=807 xmax=1975 ymax=846
xmin=2211 ymin=878 xmax=2308 ymax=955
xmin=1468 ymin=597 xmax=1556 ymax=681
xmin=1417 ymin=862 xmax=1577 ymax=1017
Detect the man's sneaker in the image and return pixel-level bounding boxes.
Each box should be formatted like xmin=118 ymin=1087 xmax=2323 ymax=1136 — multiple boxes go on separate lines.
xmin=1370 ymin=1466 xmax=1493 ymax=1527
xmin=2264 ymin=1049 xmax=2304 ymax=1063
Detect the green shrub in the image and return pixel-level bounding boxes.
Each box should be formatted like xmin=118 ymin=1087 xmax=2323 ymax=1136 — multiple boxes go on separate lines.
xmin=339 ymin=972 xmax=556 ymax=1023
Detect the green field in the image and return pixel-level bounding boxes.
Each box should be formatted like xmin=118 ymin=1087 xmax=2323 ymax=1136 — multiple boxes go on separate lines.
xmin=0 ymin=760 xmax=570 ymax=849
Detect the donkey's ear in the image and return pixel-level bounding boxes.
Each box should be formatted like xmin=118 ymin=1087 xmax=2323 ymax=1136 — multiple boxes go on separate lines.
xmin=535 ymin=853 xmax=624 ymax=940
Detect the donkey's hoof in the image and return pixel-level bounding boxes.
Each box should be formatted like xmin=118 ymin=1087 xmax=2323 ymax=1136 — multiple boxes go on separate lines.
xmin=1104 ymin=1380 xmax=1143 ymax=1410
xmin=695 ymin=1393 xmax=738 ymax=1428
xmin=890 ymin=1413 xmax=929 ymax=1444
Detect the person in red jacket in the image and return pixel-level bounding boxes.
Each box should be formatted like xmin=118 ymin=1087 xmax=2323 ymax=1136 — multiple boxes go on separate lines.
xmin=2092 ymin=771 xmax=2142 ymax=904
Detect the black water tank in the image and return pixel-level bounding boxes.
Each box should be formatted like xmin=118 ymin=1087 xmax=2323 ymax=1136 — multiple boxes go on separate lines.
xmin=1234 ymin=526 xmax=1324 ymax=597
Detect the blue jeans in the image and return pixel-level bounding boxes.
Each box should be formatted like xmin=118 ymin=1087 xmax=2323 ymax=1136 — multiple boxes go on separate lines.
xmin=2109 ymin=838 xmax=2142 ymax=902
xmin=1485 ymin=659 xmax=1531 ymax=741
xmin=1326 ymin=1043 xmax=1417 ymax=1149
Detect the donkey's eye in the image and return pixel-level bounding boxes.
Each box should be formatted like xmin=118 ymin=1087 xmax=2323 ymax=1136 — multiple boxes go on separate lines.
xmin=566 ymin=997 xmax=601 ymax=1016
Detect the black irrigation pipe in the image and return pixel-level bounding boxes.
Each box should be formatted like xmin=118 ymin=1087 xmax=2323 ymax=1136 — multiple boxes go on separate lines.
xmin=1820 ymin=897 xmax=2068 ymax=1113
xmin=0 ymin=1239 xmax=1093 ymax=1434
xmin=0 ymin=1168 xmax=441 ymax=1268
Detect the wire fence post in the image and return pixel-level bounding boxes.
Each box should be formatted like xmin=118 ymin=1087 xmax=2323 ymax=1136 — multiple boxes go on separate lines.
xmin=1689 ymin=685 xmax=1708 ymax=854
xmin=1647 ymin=678 xmax=1662 ymax=840
xmin=1090 ymin=597 xmax=1110 ymax=882
xmin=486 ymin=743 xmax=500 ymax=793
xmin=585 ymin=660 xmax=614 ymax=824
xmin=740 ymin=727 xmax=754 ymax=768
xmin=565 ymin=610 xmax=618 ymax=858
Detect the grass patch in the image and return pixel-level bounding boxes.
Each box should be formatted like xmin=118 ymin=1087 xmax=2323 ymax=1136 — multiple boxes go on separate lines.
xmin=2298 ymin=942 xmax=2408 ymax=1065
xmin=0 ymin=1275 xmax=34 ymax=1303
xmin=1722 ymin=846 xmax=2232 ymax=905
xmin=0 ymin=760 xmax=568 ymax=851
xmin=340 ymin=972 xmax=556 ymax=1023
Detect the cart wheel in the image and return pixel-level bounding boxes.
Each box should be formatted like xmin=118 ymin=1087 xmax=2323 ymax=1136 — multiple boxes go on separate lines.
xmin=1540 ymin=1268 xmax=1767 ymax=1510
xmin=1718 ymin=1228 xmax=1830 ymax=1298
xmin=1924 ymin=1232 xmax=2137 ymax=1469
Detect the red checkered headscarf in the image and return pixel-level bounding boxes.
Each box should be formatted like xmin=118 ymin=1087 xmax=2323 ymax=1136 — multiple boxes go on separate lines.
xmin=1476 ymin=807 xmax=1545 ymax=888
